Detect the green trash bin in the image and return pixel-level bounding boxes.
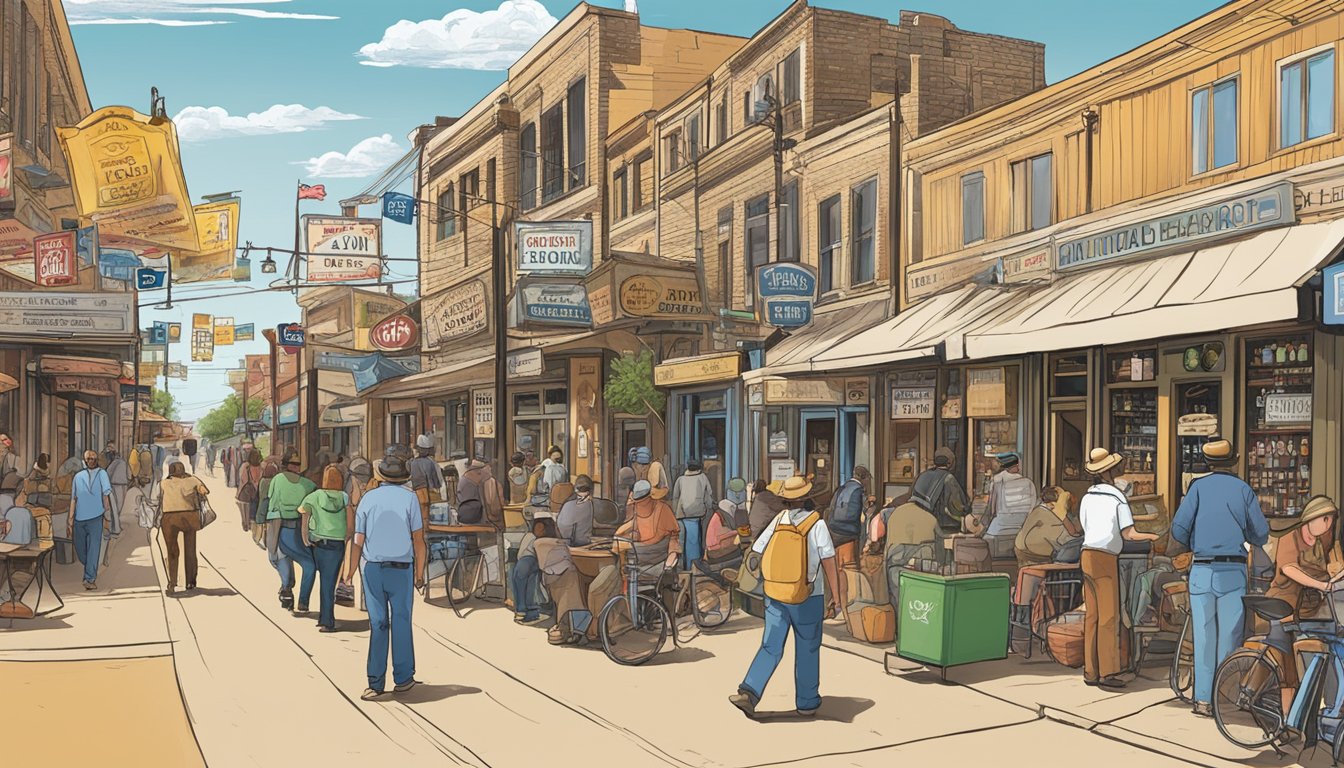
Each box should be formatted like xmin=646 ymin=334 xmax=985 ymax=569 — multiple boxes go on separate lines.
xmin=896 ymin=570 xmax=1010 ymax=676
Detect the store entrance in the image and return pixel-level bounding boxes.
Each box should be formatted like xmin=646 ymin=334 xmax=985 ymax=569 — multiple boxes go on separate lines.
xmin=692 ymin=412 xmax=726 ymax=498
xmin=801 ymin=412 xmax=836 ymax=508
xmin=1051 ymin=407 xmax=1089 ymax=502
xmin=1175 ymin=380 xmax=1221 ymax=504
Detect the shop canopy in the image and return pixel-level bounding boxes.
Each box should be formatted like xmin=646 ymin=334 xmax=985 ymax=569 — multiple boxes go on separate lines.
xmin=743 ymin=297 xmax=890 ymax=380
xmin=961 ymin=217 xmax=1344 ymax=359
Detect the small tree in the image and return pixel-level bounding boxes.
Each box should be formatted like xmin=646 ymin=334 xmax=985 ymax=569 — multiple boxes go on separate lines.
xmin=197 ymin=394 xmax=264 ymax=442
xmin=604 ymin=350 xmax=665 ymax=425
xmin=149 ymin=387 xmax=179 ymax=421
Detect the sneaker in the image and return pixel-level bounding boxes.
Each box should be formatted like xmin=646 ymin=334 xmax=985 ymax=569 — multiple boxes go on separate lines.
xmin=165 ymin=585 xmax=176 ymax=595
xmin=1096 ymin=676 xmax=1128 ymax=690
xmin=360 ymin=688 xmax=384 ymax=701
xmin=295 ymin=604 xmax=310 ymax=614
xmin=1192 ymin=701 xmax=1213 ymax=718
xmin=729 ymin=691 xmax=758 ymax=720
xmin=84 ymin=581 xmax=97 ymax=591
xmin=393 ymin=679 xmax=419 ymax=693
xmin=796 ymin=707 xmax=818 ymax=717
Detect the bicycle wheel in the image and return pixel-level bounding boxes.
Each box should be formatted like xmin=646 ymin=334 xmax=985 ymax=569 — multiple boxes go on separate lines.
xmin=691 ymin=572 xmax=734 ymax=629
xmin=1170 ymin=616 xmax=1194 ymax=703
xmin=1213 ymin=650 xmax=1284 ymax=749
xmin=599 ymin=593 xmax=669 ymax=666
xmin=447 ymin=554 xmax=486 ymax=618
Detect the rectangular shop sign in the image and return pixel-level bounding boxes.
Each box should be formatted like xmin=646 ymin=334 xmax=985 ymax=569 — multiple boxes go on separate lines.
xmin=422 ymin=280 xmax=487 ymax=348
xmin=382 ymin=192 xmax=417 ymax=225
xmin=214 ymin=317 xmax=235 ymax=346
xmin=278 ymin=398 xmax=300 ymax=426
xmin=765 ymin=299 xmax=812 ymax=328
xmin=0 ymin=293 xmax=135 ymax=338
xmin=76 ymin=226 xmax=99 ymax=268
xmin=234 ymin=323 xmax=254 ymax=341
xmin=472 ymin=387 xmax=495 ymax=439
xmin=354 ymin=291 xmax=408 ymax=352
xmin=618 ymin=274 xmax=705 ymax=320
xmin=770 ymin=459 xmax=796 ymax=482
xmin=168 ymin=323 xmax=182 ymax=343
xmin=33 ymin=231 xmax=77 ymax=286
xmin=764 ymin=379 xmax=843 ymax=405
xmin=519 ymin=282 xmax=591 ymax=327
xmin=304 ymin=215 xmax=382 ymax=282
xmin=906 ymin=256 xmax=993 ymax=302
xmin=149 ymin=321 xmax=168 ymax=346
xmin=966 ymin=368 xmax=1006 ymax=418
xmin=845 ymin=378 xmax=870 ymax=405
xmin=507 ymin=348 xmax=544 ymax=380
xmin=167 ymin=362 xmax=188 ymax=380
xmin=588 ymin=283 xmax=613 ymax=326
xmin=1057 ymin=182 xmax=1295 ymax=271
xmin=653 ymin=353 xmax=741 ymax=387
xmin=1001 ymin=247 xmax=1052 ymax=284
xmin=191 ymin=328 xmax=214 ymax=362
xmin=138 ymin=362 xmax=163 ymax=381
xmin=1325 ymin=261 xmax=1344 ymax=326
xmin=136 ymin=266 xmax=166 ymax=289
xmin=193 ymin=313 xmax=212 ymax=329
xmin=516 ymin=221 xmax=593 ymax=275
xmin=40 ymin=355 xmax=123 ymax=377
xmin=175 ymin=198 xmax=242 ymax=283
xmin=891 ymin=386 xmax=935 ymax=419
xmin=1265 ymin=393 xmax=1312 ymax=425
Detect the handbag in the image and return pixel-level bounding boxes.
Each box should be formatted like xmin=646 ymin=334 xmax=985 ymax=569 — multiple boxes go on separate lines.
xmin=198 ymin=497 xmax=217 ymax=529
xmin=236 ymin=477 xmax=258 ymax=504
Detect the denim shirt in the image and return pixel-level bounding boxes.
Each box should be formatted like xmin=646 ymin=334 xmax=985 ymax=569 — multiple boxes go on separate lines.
xmin=1171 ymin=472 xmax=1269 ymax=558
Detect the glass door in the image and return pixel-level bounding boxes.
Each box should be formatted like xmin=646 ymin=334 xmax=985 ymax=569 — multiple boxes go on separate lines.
xmin=1051 ymin=406 xmax=1089 ymax=502
xmin=1175 ymin=381 xmax=1221 ymax=505
xmin=800 ymin=410 xmax=838 ymax=508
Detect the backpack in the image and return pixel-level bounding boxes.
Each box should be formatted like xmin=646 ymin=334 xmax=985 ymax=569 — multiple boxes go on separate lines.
xmin=829 ymin=480 xmax=864 ymax=538
xmin=761 ymin=510 xmax=821 ymax=604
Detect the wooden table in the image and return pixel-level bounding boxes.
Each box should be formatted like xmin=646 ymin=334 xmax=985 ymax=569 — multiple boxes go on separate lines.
xmin=0 ymin=543 xmax=61 ymax=617
xmin=570 ymin=543 xmax=618 ymax=580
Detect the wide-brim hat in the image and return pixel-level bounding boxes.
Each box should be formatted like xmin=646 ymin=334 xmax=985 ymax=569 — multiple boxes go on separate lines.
xmin=1084 ymin=447 xmax=1124 ymax=475
xmin=650 ymin=485 xmax=670 ymax=500
xmin=1275 ymin=495 xmax=1339 ymax=537
xmin=1202 ymin=438 xmax=1238 ymax=465
xmin=776 ymin=474 xmax=814 ymax=500
xmin=375 ymin=456 xmax=411 ymax=483
xmin=630 ymin=480 xmax=652 ymax=501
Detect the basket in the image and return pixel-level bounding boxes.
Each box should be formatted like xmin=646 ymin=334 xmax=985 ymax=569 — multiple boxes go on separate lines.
xmin=1046 ymin=612 xmax=1086 ymax=668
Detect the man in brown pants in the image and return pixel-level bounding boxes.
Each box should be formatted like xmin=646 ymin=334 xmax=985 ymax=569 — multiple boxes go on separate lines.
xmin=158 ymin=461 xmax=209 ymax=594
xmin=1077 ymin=448 xmax=1158 ymax=688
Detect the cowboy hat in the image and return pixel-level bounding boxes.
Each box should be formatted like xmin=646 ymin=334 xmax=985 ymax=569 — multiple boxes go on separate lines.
xmin=1084 ymin=447 xmax=1125 ymax=475
xmin=650 ymin=485 xmax=670 ymax=500
xmin=630 ymin=479 xmax=652 ymax=501
xmin=375 ymin=455 xmax=411 ymax=483
xmin=776 ymin=474 xmax=814 ymax=501
xmin=1202 ymin=438 xmax=1238 ymax=465
xmin=1274 ymin=495 xmax=1339 ymax=537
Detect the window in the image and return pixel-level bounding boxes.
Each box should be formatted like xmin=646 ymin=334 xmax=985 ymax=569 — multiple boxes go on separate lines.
xmin=19 ymin=6 xmax=39 ymax=148
xmin=486 ymin=158 xmax=496 ymax=203
xmin=665 ymin=128 xmax=682 ymax=174
xmin=1281 ymin=50 xmax=1335 ymax=148
xmin=781 ymin=181 xmax=799 ymax=262
xmin=687 ymin=113 xmax=701 ymax=163
xmin=716 ymin=91 xmax=729 ymax=145
xmin=745 ymin=195 xmax=770 ymax=306
xmin=567 ymin=78 xmax=587 ymax=188
xmin=1192 ymin=77 xmax=1238 ymax=174
xmin=436 ymin=184 xmax=456 ymax=240
xmin=782 ymin=49 xmax=801 ymax=105
xmin=613 ymin=165 xmax=628 ymax=221
xmin=717 ymin=206 xmax=733 ymax=308
xmin=1011 ymin=153 xmax=1053 ymax=232
xmin=541 ymin=104 xmax=565 ymax=202
xmin=633 ymin=152 xmax=650 ymax=211
xmin=458 ymin=168 xmax=478 ymax=237
xmin=961 ymin=172 xmax=984 ymax=245
xmin=747 ymin=74 xmax=774 ymax=124
xmin=520 ymin=123 xmax=537 ymax=210
xmin=818 ymin=195 xmax=841 ymax=293
xmin=851 ymin=179 xmax=877 ymax=285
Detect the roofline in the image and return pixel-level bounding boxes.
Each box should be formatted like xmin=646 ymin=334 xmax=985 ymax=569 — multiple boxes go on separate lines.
xmin=422 ymin=82 xmax=509 ymax=159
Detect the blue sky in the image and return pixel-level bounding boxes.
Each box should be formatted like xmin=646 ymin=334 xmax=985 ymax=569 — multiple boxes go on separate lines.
xmin=68 ymin=0 xmax=1225 ymax=419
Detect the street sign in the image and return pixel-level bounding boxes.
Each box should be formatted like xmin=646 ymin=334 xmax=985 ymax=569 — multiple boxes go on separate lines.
xmin=515 ymin=221 xmax=593 ymax=275
xmin=382 ymin=192 xmax=417 ymax=225
xmin=136 ymin=267 xmax=166 ymax=290
xmin=149 ymin=321 xmax=169 ymax=345
xmin=370 ymin=313 xmax=418 ymax=351
xmin=277 ymin=323 xmax=305 ymax=349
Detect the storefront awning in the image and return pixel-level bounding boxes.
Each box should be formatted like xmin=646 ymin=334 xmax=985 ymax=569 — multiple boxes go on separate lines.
xmin=961 ymin=217 xmax=1344 ymax=359
xmin=743 ymin=297 xmax=890 ymax=380
xmin=367 ymin=354 xmax=493 ymax=399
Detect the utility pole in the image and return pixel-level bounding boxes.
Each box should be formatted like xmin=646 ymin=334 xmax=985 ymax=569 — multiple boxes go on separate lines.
xmin=492 ymin=198 xmax=508 ymax=475
xmin=242 ymin=358 xmax=252 ymax=442
xmin=262 ymin=328 xmax=280 ymax=456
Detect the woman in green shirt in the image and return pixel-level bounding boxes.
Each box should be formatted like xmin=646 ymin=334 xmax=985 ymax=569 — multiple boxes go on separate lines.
xmin=300 ymin=464 xmax=354 ymax=632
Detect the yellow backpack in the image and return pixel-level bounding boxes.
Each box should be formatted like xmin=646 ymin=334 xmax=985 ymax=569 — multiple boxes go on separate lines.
xmin=761 ymin=510 xmax=820 ymax=604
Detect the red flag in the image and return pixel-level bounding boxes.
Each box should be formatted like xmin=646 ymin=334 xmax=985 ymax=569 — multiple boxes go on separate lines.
xmin=298 ymin=183 xmax=327 ymax=201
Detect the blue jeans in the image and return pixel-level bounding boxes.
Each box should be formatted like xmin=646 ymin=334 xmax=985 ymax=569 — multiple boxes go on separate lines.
xmin=278 ymin=525 xmax=317 ymax=608
xmin=266 ymin=520 xmax=294 ymax=590
xmin=362 ymin=561 xmax=416 ymax=692
xmin=1190 ymin=562 xmax=1248 ymax=703
xmin=679 ymin=518 xmax=703 ymax=569
xmin=73 ymin=517 xmax=102 ymax=583
xmin=741 ymin=593 xmax=824 ymax=711
xmin=312 ymin=539 xmax=345 ymax=629
xmin=511 ymin=555 xmax=541 ymax=620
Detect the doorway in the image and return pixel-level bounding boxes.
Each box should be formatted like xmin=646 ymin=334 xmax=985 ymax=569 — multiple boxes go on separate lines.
xmin=1175 ymin=380 xmax=1221 ymax=504
xmin=1051 ymin=407 xmax=1088 ymax=503
xmin=693 ymin=412 xmax=727 ymax=497
xmin=801 ymin=410 xmax=837 ymax=508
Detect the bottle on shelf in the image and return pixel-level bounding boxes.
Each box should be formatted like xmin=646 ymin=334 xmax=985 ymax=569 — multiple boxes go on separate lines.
xmin=1301 ymin=437 xmax=1309 ymax=458
xmin=1263 ymin=345 xmax=1275 ymax=365
xmin=1276 ymin=343 xmax=1288 ymax=364
xmin=1130 ymin=351 xmax=1143 ymax=382
xmin=1299 ymin=341 xmax=1310 ymax=363
xmin=1256 ymin=388 xmax=1266 ymax=409
xmin=1286 ymin=342 xmax=1296 ymax=362
xmin=1143 ymin=355 xmax=1154 ymax=380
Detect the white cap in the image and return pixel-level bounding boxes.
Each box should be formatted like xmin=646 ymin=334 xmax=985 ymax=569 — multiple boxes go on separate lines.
xmin=416 ymin=434 xmax=435 ymax=450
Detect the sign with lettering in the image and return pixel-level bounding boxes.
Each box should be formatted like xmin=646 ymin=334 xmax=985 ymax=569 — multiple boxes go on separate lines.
xmin=52 ymin=375 xmax=116 ymax=397
xmin=1295 ymin=177 xmax=1344 ymax=218
xmin=1002 ymin=247 xmax=1052 ymax=284
xmin=589 ymin=283 xmax=613 ymax=326
xmin=967 ymin=367 xmax=1006 ymax=417
xmin=619 ymin=274 xmax=704 ymax=319
xmin=757 ymin=263 xmax=817 ymax=298
xmin=846 ymin=378 xmax=869 ymax=405
xmin=516 ymin=221 xmax=593 ymax=275
xmin=422 ymin=280 xmax=487 ymax=348
xmin=1265 ymin=393 xmax=1312 ymax=425
xmin=507 ymin=348 xmax=544 ymax=380
xmin=234 ymin=323 xmax=254 ymax=341
xmin=764 ymin=379 xmax=843 ymax=405
xmin=191 ymin=328 xmax=214 ymax=362
xmin=765 ymin=299 xmax=812 ymax=328
xmin=891 ymin=386 xmax=935 ymax=419
xmin=472 ymin=388 xmax=495 ymax=439
xmin=370 ymin=313 xmax=418 ymax=352
xmin=34 ymin=231 xmax=77 ymax=286
xmin=1325 ymin=261 xmax=1344 ymax=326
xmin=520 ymin=282 xmax=592 ymax=326
xmin=0 ymin=292 xmax=135 ymax=338
xmin=653 ymin=352 xmax=741 ymax=387
xmin=276 ymin=323 xmax=305 ymax=349
xmin=136 ymin=267 xmax=166 ymax=289
xmin=214 ymin=317 xmax=235 ymax=346
xmin=906 ymin=256 xmax=993 ymax=301
xmin=353 ymin=291 xmax=406 ymax=351
xmin=382 ymin=192 xmax=417 ymax=225
xmin=303 ymin=216 xmax=382 ymax=282
xmin=1057 ymin=182 xmax=1294 ymax=271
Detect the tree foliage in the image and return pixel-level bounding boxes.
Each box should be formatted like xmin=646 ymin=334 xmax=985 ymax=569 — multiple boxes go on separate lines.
xmin=604 ymin=350 xmax=665 ymax=422
xmin=149 ymin=387 xmax=179 ymax=421
xmin=197 ymin=394 xmax=265 ymax=443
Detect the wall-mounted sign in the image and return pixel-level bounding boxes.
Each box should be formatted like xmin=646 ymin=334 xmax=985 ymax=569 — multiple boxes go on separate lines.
xmin=278 ymin=398 xmax=300 ymax=426
xmin=316 ymin=351 xmax=421 ymax=392
xmin=520 ymin=282 xmax=591 ymax=326
xmin=176 ymin=198 xmax=241 ymax=284
xmin=1265 ymin=393 xmax=1312 ymax=425
xmin=764 ymin=378 xmax=843 ymax=405
xmin=507 ymin=348 xmax=544 ymax=380
xmin=589 ymin=283 xmax=613 ymax=326
xmin=382 ymin=192 xmax=417 ymax=225
xmin=193 ymin=313 xmax=212 ymax=329
xmin=845 ymin=378 xmax=869 ymax=405
xmin=276 ymin=323 xmax=305 ymax=348
xmin=354 ymin=291 xmax=407 ymax=352
xmin=472 ymin=387 xmax=495 ymax=439
xmin=765 ymin=299 xmax=812 ymax=328
xmin=303 ymin=215 xmax=382 ymax=282
xmin=653 ymin=352 xmax=741 ymax=387
xmin=40 ymin=355 xmax=122 ymax=377
xmin=770 ymin=459 xmax=796 ymax=482
xmin=0 ymin=293 xmax=135 ymax=338
xmin=234 ymin=323 xmax=254 ymax=341
xmin=422 ymin=280 xmax=487 ymax=348
xmin=619 ymin=274 xmax=704 ymax=319
xmin=966 ymin=367 xmax=1006 ymax=418
xmin=34 ymin=231 xmax=77 ymax=286
xmin=906 ymin=256 xmax=993 ymax=302
xmin=1002 ymin=247 xmax=1052 ymax=284
xmin=1294 ymin=174 xmax=1344 ymax=219
xmin=891 ymin=386 xmax=935 ymax=419
xmin=1325 ymin=261 xmax=1344 ymax=326
xmin=76 ymin=226 xmax=98 ymax=268
xmin=166 ymin=362 xmax=188 ymax=380
xmin=516 ymin=221 xmax=593 ymax=275
xmin=1057 ymin=182 xmax=1295 ymax=271
xmin=757 ymin=263 xmax=816 ymax=329
xmin=370 ymin=313 xmax=418 ymax=352
xmin=53 ymin=375 xmax=117 ymax=397
xmin=748 ymin=383 xmax=764 ymax=407
xmin=138 ymin=362 xmax=163 ymax=381
xmin=1176 ymin=413 xmax=1219 ymax=437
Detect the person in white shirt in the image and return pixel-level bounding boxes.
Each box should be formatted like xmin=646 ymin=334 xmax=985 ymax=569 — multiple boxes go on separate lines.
xmin=1078 ymin=448 xmax=1158 ymax=690
xmin=730 ymin=475 xmax=839 ymax=720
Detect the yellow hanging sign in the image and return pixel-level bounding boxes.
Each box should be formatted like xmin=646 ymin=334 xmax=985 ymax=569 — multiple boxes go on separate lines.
xmin=176 ymin=198 xmax=241 ymax=283
xmin=192 ymin=312 xmax=212 ymax=329
xmin=214 ymin=317 xmax=235 ymax=346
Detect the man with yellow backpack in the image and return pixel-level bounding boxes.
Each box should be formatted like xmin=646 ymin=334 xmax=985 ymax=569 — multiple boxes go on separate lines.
xmin=730 ymin=474 xmax=840 ymax=719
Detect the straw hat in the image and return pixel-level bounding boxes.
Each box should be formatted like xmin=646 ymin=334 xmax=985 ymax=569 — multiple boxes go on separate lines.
xmin=1202 ymin=438 xmax=1238 ymax=465
xmin=650 ymin=484 xmax=670 ymax=500
xmin=1084 ymin=447 xmax=1125 ymax=475
xmin=776 ymin=474 xmax=814 ymax=500
xmin=1275 ymin=495 xmax=1339 ymax=537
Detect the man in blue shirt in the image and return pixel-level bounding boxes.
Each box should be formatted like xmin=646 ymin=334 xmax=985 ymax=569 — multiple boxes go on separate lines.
xmin=1171 ymin=438 xmax=1269 ymax=717
xmin=342 ymin=454 xmax=426 ymax=701
xmin=68 ymin=450 xmax=113 ymax=590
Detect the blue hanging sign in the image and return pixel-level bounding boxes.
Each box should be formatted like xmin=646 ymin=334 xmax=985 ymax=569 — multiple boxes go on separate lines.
xmin=98 ymin=249 xmax=140 ymax=283
xmin=136 ymin=266 xmax=167 ymax=290
xmin=276 ymin=323 xmax=305 ymax=348
xmin=76 ymin=226 xmax=99 ymax=268
xmin=382 ymin=192 xmax=418 ymax=225
xmin=765 ymin=299 xmax=813 ymax=328
xmin=757 ymin=263 xmax=817 ymax=299
xmin=519 ymin=283 xmax=592 ymax=327
xmin=1326 ymin=261 xmax=1344 ymax=325
xmin=149 ymin=321 xmax=169 ymax=346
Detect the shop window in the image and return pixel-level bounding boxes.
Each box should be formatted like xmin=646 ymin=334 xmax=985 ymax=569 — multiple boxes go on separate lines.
xmin=851 ymin=178 xmax=877 ymax=284
xmin=782 ymin=49 xmax=801 ymax=105
xmin=520 ymin=122 xmax=537 ymax=210
xmin=541 ymin=103 xmax=565 ymax=202
xmin=1192 ymin=77 xmax=1238 ymax=174
xmin=1246 ymin=333 xmax=1314 ymax=517
xmin=781 ymin=181 xmax=799 ymax=262
xmin=745 ymin=194 xmax=770 ymax=306
xmin=436 ymin=184 xmax=456 ymax=240
xmin=1012 ymin=153 xmax=1053 ymax=233
xmin=1281 ymin=49 xmax=1335 ymax=149
xmin=938 ymin=369 xmax=965 ymax=484
xmin=633 ymin=152 xmax=650 ymax=211
xmin=613 ymin=165 xmax=629 ymax=221
xmin=1051 ymin=353 xmax=1088 ymax=398
xmin=544 ymin=387 xmax=568 ymax=415
xmin=1106 ymin=348 xmax=1157 ymax=383
xmin=967 ymin=366 xmax=1019 ymax=499
xmin=817 ymin=195 xmax=841 ymax=294
xmin=567 ymin=78 xmax=587 ymax=188
xmin=961 ymin=172 xmax=984 ymax=245
xmin=458 ymin=168 xmax=478 ymax=237
xmin=1109 ymin=387 xmax=1157 ymax=496
xmin=514 ymin=392 xmax=541 ymax=416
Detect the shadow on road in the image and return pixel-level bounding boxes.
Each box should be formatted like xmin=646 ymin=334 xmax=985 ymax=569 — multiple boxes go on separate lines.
xmin=645 ymin=646 xmax=715 ymax=666
xmin=752 ymin=696 xmax=876 ymax=724
xmin=172 ymin=587 xmax=237 ymax=598
xmin=336 ymin=619 xmax=371 ymax=633
xmin=393 ymin=683 xmax=483 ymax=704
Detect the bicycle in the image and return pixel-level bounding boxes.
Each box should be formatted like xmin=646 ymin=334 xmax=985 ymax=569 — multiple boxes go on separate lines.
xmin=597 ymin=536 xmax=675 ymax=665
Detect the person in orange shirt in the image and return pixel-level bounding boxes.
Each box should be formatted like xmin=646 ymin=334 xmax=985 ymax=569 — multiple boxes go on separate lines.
xmin=584 ymin=480 xmax=682 ymax=641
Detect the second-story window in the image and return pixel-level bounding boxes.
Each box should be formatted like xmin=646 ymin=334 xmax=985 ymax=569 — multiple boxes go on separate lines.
xmin=961 ymin=171 xmax=985 ymax=246
xmin=781 ymin=181 xmax=799 ymax=262
xmin=459 ymin=168 xmax=479 ymax=237
xmin=1192 ymin=77 xmax=1237 ymax=174
xmin=520 ymin=123 xmax=537 ymax=210
xmin=1281 ymin=49 xmax=1335 ymax=149
xmin=817 ymin=195 xmax=841 ymax=294
xmin=633 ymin=152 xmax=650 ymax=211
xmin=716 ymin=91 xmax=729 ymax=145
xmin=782 ymin=49 xmax=801 ymax=105
xmin=613 ymin=165 xmax=628 ymax=221
xmin=665 ymin=128 xmax=682 ymax=174
xmin=567 ymin=78 xmax=587 ymax=188
xmin=687 ymin=113 xmax=701 ymax=162
xmin=851 ymin=178 xmax=877 ymax=285
xmin=1011 ymin=153 xmax=1053 ymax=232
xmin=541 ymin=103 xmax=565 ymax=203
xmin=717 ymin=206 xmax=733 ymax=308
xmin=19 ymin=6 xmax=39 ymax=149
xmin=745 ymin=194 xmax=770 ymax=307
xmin=436 ymin=184 xmax=456 ymax=240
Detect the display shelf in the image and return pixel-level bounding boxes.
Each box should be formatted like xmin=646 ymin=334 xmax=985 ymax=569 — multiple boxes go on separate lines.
xmin=1245 ymin=332 xmax=1314 ymax=518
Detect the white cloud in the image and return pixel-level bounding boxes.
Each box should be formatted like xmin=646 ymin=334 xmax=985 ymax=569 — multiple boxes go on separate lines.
xmin=64 ymin=0 xmax=337 ymax=25
xmin=299 ymin=134 xmax=404 ymax=179
xmin=357 ymin=0 xmax=557 ymax=71
xmin=173 ymin=104 xmax=366 ymax=141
